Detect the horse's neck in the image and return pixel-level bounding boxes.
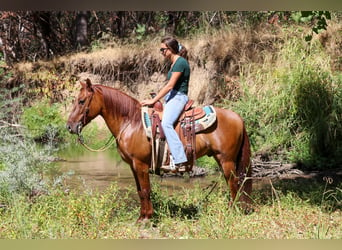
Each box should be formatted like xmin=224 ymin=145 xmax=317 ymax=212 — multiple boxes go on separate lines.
xmin=100 ymin=112 xmax=124 ymax=137
xmin=99 ymin=86 xmax=139 ymax=137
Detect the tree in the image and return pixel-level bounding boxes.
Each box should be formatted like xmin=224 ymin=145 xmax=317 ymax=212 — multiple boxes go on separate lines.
xmin=74 ymin=11 xmax=90 ymax=48
xmin=32 ymin=11 xmax=54 ymax=59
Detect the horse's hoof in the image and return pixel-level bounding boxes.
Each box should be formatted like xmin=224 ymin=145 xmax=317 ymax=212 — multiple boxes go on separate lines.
xmin=241 ymin=203 xmax=255 ymax=214
xmin=137 ymin=217 xmax=150 ymax=224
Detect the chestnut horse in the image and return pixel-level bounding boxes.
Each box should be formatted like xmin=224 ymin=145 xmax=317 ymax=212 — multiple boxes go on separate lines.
xmin=67 ymin=79 xmax=252 ymax=221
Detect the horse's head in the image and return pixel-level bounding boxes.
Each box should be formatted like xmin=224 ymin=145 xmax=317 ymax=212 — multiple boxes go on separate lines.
xmin=66 ymin=79 xmax=100 ymax=135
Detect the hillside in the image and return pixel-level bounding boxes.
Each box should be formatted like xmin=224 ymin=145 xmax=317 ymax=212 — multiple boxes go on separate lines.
xmin=3 ymin=19 xmax=342 ymax=168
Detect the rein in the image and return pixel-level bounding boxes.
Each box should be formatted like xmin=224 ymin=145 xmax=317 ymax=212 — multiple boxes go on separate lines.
xmin=78 ymin=133 xmax=116 ymax=152
xmin=77 ymin=89 xmax=116 ymax=152
xmin=77 ymin=123 xmax=130 ymax=152
xmin=76 ymin=89 xmax=132 ymax=152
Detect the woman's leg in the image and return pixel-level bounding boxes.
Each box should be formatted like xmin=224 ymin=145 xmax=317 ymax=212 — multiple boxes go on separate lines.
xmin=162 ymin=93 xmax=188 ymax=165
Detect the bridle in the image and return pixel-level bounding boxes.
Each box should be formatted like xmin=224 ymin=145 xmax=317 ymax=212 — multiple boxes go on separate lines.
xmin=76 ymin=90 xmax=116 ymax=152
xmin=81 ymin=90 xmax=94 ymax=128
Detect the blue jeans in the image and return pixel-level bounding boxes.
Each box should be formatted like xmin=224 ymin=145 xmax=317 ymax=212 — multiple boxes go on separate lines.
xmin=162 ymin=90 xmax=188 ymax=164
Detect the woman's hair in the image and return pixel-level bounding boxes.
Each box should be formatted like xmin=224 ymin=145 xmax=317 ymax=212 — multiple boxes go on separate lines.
xmin=161 ymin=37 xmax=188 ymax=60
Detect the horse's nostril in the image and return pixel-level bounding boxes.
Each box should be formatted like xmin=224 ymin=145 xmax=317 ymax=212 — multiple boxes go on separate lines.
xmin=66 ymin=124 xmax=72 ymax=132
xmin=76 ymin=123 xmax=82 ymax=134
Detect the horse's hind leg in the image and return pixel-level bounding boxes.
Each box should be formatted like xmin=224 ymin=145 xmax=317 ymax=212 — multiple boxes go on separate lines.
xmin=237 ymin=166 xmax=253 ymax=211
xmin=219 ymin=158 xmax=253 ymax=212
xmin=216 ymin=157 xmax=239 ymax=203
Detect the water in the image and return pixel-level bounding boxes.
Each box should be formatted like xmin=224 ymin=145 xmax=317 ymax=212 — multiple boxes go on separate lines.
xmin=56 ymin=148 xmax=131 ymax=191
xmin=55 ymin=147 xmax=218 ymax=192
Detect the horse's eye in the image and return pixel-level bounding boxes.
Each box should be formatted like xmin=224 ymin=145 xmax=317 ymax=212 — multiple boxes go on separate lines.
xmin=79 ymin=99 xmax=86 ymax=105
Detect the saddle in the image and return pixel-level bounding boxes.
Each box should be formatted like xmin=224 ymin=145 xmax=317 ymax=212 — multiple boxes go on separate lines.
xmin=141 ymin=94 xmax=216 ymax=175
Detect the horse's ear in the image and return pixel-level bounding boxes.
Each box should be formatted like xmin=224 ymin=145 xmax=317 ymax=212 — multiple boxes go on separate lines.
xmin=85 ymin=78 xmax=94 ymax=92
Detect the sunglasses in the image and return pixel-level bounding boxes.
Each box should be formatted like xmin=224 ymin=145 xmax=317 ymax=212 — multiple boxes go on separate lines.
xmin=160 ymin=48 xmax=168 ymax=53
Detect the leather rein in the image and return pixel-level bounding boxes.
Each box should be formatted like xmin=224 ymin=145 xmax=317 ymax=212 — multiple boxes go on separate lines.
xmin=77 ymin=90 xmax=116 ymax=152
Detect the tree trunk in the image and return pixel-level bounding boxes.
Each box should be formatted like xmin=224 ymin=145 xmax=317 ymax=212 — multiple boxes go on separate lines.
xmin=116 ymin=11 xmax=125 ymax=38
xmin=33 ymin=11 xmax=53 ymax=59
xmin=75 ymin=11 xmax=90 ymax=48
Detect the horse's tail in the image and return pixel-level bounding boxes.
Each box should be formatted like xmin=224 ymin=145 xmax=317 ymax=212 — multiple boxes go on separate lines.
xmin=236 ymin=123 xmax=252 ymax=206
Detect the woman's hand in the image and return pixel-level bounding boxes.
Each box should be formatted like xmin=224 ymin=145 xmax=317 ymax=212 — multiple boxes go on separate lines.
xmin=140 ymin=99 xmax=156 ymax=106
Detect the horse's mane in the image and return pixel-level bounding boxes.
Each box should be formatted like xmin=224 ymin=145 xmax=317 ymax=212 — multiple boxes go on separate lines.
xmin=93 ymin=85 xmax=141 ymax=125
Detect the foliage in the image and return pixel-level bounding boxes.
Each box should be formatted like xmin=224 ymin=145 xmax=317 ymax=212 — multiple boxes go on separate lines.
xmin=0 ymin=128 xmax=52 ymax=199
xmin=195 ymin=156 xmax=218 ymax=172
xmin=0 ymin=11 xmax=302 ymax=64
xmin=21 ymin=99 xmax=68 ymax=143
xmin=0 ymin=178 xmax=340 ymax=239
xmin=291 ymin=11 xmax=331 ymax=41
xmin=275 ymin=50 xmax=341 ymax=168
xmin=229 ymin=34 xmax=342 ymax=169
xmin=135 ymin=23 xmax=146 ymax=40
xmin=0 ymin=89 xmax=56 ymax=201
xmin=289 ymin=69 xmax=341 ymax=164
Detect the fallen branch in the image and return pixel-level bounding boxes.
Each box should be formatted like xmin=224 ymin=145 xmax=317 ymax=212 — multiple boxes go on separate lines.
xmin=252 ymin=160 xmax=304 ymax=178
xmin=0 ymin=120 xmax=23 ymax=128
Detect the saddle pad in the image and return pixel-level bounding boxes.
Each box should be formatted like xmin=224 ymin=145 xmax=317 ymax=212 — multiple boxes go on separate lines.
xmin=182 ymin=105 xmax=216 ymax=133
xmin=141 ymin=106 xmax=152 ymax=138
xmin=141 ymin=105 xmax=216 ymax=139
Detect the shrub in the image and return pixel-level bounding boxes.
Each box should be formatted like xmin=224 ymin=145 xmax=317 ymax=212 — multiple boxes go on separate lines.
xmin=21 ymin=99 xmax=67 ymax=143
xmin=0 ymin=88 xmax=56 ymax=202
xmin=230 ymin=37 xmax=342 ymax=169
xmin=289 ymin=68 xmax=340 ymax=166
xmin=0 ymin=130 xmax=50 ymax=199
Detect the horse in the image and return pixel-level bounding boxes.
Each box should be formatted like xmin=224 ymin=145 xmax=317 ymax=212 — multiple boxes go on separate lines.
xmin=66 ymin=79 xmax=253 ymax=222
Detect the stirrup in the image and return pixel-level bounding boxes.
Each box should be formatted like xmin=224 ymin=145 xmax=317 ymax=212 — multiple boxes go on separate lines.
xmin=160 ymin=164 xmax=187 ymax=173
xmin=160 ymin=156 xmax=176 ymax=172
xmin=175 ymin=163 xmax=187 ymax=172
xmin=160 ymin=165 xmax=175 ymax=172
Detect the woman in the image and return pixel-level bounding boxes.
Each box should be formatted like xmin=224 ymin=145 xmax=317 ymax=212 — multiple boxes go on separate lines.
xmin=141 ymin=37 xmax=190 ymax=172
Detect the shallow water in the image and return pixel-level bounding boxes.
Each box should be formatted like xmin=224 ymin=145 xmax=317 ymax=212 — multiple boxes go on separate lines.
xmin=56 ymin=147 xmax=219 ymax=193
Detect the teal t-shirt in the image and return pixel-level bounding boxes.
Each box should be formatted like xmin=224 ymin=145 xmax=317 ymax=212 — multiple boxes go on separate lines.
xmin=167 ymin=56 xmax=190 ymax=95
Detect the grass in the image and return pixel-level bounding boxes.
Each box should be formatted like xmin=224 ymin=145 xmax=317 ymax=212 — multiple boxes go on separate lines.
xmin=227 ymin=32 xmax=342 ymax=167
xmin=0 ymin=175 xmax=340 ymax=239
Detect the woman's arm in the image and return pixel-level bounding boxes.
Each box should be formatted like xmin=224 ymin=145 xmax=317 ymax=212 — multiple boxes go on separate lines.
xmin=141 ymin=71 xmax=182 ymax=106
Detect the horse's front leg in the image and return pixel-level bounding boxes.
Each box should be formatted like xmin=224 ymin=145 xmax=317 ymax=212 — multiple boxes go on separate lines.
xmin=131 ymin=159 xmax=153 ymax=222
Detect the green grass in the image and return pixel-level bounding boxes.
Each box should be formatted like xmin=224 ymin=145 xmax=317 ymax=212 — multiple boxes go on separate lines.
xmin=229 ymin=36 xmax=342 ymax=168
xmin=0 ymin=176 xmax=340 ymax=239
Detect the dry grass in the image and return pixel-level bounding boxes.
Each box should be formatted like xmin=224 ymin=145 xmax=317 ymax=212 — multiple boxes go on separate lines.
xmin=9 ymin=20 xmax=342 ymax=107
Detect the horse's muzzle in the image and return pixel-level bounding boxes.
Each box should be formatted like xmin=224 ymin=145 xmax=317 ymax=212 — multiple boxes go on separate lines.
xmin=66 ymin=122 xmax=83 ymax=135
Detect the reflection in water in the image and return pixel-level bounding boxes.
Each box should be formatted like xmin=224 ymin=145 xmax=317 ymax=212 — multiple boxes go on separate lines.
xmin=56 ymin=148 xmax=218 ymax=192
xmin=57 ymin=148 xmax=132 ymax=191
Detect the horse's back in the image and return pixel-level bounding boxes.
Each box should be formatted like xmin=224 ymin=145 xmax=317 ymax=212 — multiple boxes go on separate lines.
xmin=193 ymin=107 xmax=244 ymax=158
xmin=215 ymin=107 xmax=244 ymax=133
